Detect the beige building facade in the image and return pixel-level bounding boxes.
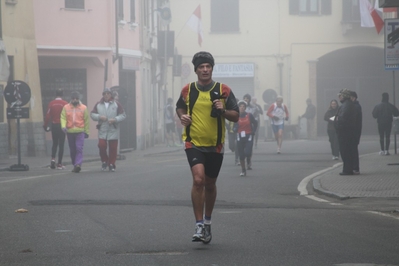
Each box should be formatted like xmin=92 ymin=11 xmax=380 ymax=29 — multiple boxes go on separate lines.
xmin=0 ymin=0 xmax=45 ymax=158
xmin=168 ymin=0 xmax=397 ymax=137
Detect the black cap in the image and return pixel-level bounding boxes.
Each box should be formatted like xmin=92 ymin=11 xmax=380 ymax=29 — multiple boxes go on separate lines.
xmin=192 ymin=51 xmax=215 ymax=71
xmin=71 ymin=91 xmax=80 ymax=100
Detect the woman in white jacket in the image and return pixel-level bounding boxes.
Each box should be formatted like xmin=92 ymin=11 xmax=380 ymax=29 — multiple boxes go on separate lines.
xmin=90 ymin=88 xmax=126 ymax=172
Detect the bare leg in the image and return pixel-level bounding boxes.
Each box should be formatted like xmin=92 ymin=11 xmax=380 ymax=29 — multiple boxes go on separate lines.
xmin=277 ymin=129 xmax=283 ymax=149
xmin=204 ymin=176 xmax=217 ymax=218
xmin=191 ymin=164 xmax=205 ymax=221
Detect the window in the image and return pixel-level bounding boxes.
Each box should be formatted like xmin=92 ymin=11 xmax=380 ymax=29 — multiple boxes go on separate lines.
xmin=211 ymin=0 xmax=239 ymax=33
xmin=130 ymin=0 xmax=136 ymax=22
xmin=117 ymin=0 xmax=124 ymax=21
xmin=342 ymin=0 xmax=360 ymax=23
xmin=65 ymin=0 xmax=84 ymax=9
xmin=289 ymin=0 xmax=331 ymax=15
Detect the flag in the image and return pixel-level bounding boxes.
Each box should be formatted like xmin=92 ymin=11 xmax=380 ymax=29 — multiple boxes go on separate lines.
xmin=359 ymin=0 xmax=384 ymax=34
xmin=186 ymin=5 xmax=203 ymax=47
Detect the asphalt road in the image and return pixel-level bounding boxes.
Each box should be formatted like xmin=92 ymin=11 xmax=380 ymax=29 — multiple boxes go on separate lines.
xmin=1 ymin=137 xmax=399 ymax=266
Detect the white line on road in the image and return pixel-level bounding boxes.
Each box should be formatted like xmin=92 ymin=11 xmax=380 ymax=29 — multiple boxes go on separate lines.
xmin=0 ymin=173 xmax=67 ymax=183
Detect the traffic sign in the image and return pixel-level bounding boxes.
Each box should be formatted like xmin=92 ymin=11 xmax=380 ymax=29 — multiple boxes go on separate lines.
xmin=3 ymin=80 xmax=31 ymax=107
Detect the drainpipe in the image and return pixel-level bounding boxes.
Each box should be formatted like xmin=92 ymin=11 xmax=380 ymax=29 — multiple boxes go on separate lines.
xmin=113 ymin=0 xmax=119 ymax=63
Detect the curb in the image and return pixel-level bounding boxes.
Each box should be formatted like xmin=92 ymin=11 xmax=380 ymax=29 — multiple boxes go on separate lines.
xmin=312 ymin=176 xmax=350 ymax=200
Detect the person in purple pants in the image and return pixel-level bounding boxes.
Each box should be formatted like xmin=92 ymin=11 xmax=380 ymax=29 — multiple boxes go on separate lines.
xmin=60 ymin=91 xmax=90 ymax=173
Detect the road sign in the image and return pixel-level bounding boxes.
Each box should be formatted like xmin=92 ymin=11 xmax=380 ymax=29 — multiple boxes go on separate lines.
xmin=6 ymin=107 xmax=29 ymax=119
xmin=181 ymin=63 xmax=191 ymax=79
xmin=3 ymin=80 xmax=31 ymax=107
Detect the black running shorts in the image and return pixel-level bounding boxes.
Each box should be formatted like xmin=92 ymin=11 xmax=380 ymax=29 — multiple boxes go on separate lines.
xmin=185 ymin=148 xmax=224 ymax=178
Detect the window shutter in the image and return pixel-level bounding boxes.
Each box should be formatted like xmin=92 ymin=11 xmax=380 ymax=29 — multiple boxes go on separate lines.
xmin=321 ymin=0 xmax=332 ymax=15
xmin=289 ymin=0 xmax=299 ymax=15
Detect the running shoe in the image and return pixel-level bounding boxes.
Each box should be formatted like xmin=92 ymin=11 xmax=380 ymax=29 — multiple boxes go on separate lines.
xmin=247 ymin=164 xmax=252 ymax=170
xmin=57 ymin=164 xmax=65 ymax=170
xmin=277 ymin=148 xmax=281 ymax=154
xmin=192 ymin=224 xmax=204 ymax=242
xmin=109 ymin=164 xmax=115 ymax=172
xmin=72 ymin=165 xmax=81 ymax=173
xmin=240 ymin=171 xmax=246 ymax=177
xmin=50 ymin=159 xmax=56 ymax=169
xmin=202 ymin=224 xmax=212 ymax=244
xmin=101 ymin=162 xmax=107 ymax=171
xmin=385 ymin=150 xmax=390 ymax=156
xmin=379 ymin=150 xmax=385 ymax=155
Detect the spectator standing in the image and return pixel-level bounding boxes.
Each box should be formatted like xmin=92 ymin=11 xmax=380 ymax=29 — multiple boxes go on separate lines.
xmin=234 ymin=100 xmax=258 ymax=176
xmin=323 ymin=99 xmax=340 ymax=160
xmin=334 ymin=89 xmax=356 ymax=175
xmin=60 ymin=91 xmax=90 ymax=173
xmin=350 ymin=91 xmax=362 ymax=175
xmin=372 ymin=92 xmax=399 ymax=155
xmin=176 ymin=51 xmax=239 ymax=244
xmin=266 ymin=96 xmax=289 ymax=154
xmin=90 ymin=88 xmax=126 ymax=172
xmin=301 ymin=98 xmax=316 ymax=139
xmin=165 ymin=97 xmax=179 ymax=147
xmin=43 ymin=88 xmax=68 ymax=169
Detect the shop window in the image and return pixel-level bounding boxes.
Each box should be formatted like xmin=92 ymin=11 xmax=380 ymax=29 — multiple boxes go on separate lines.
xmin=65 ymin=0 xmax=84 ymax=9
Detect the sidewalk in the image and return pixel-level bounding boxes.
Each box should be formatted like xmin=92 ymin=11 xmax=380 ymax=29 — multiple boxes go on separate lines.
xmin=0 ymin=144 xmax=183 ymax=171
xmin=313 ymin=153 xmax=399 ymax=199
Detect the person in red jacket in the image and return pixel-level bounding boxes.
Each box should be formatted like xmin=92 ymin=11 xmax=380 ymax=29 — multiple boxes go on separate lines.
xmin=43 ymin=89 xmax=68 ymax=169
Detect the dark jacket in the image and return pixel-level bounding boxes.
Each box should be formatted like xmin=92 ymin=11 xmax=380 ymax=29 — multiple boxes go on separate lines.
xmin=334 ymin=98 xmax=356 ymax=134
xmin=353 ymin=100 xmax=362 ymax=144
xmin=324 ymin=107 xmax=338 ymax=131
xmin=302 ymin=104 xmax=316 ymax=119
xmin=372 ymin=102 xmax=399 ymax=124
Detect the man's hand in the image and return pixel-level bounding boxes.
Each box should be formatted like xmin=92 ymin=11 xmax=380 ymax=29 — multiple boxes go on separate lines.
xmin=180 ymin=114 xmax=192 ymax=127
xmin=108 ymin=118 xmax=116 ymax=124
xmin=285 ymin=117 xmax=289 ymax=121
xmin=212 ymin=99 xmax=224 ymax=111
xmin=84 ymin=133 xmax=89 ymax=139
xmin=62 ymin=128 xmax=67 ymax=134
xmin=99 ymin=115 xmax=107 ymax=122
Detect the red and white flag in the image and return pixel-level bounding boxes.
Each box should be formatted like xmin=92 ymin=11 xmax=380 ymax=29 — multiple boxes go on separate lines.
xmin=186 ymin=5 xmax=203 ymax=47
xmin=360 ymin=0 xmax=384 ymax=34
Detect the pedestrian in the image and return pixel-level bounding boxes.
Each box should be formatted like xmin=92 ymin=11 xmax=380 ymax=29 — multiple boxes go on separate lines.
xmin=372 ymin=92 xmax=399 ymax=155
xmin=234 ymin=100 xmax=258 ymax=176
xmin=323 ymin=99 xmax=340 ymax=160
xmin=90 ymin=88 xmax=126 ymax=172
xmin=334 ymin=89 xmax=356 ymax=176
xmin=165 ymin=97 xmax=179 ymax=147
xmin=242 ymin=94 xmax=258 ymax=165
xmin=225 ymin=118 xmax=237 ymax=164
xmin=251 ymin=97 xmax=263 ymax=148
xmin=350 ymin=91 xmax=362 ymax=175
xmin=60 ymin=91 xmax=90 ymax=173
xmin=301 ymin=98 xmax=316 ymax=139
xmin=266 ymin=96 xmax=289 ymax=154
xmin=175 ymin=51 xmax=239 ymax=244
xmin=43 ymin=88 xmax=68 ymax=170
xmin=174 ymin=112 xmax=184 ymax=144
